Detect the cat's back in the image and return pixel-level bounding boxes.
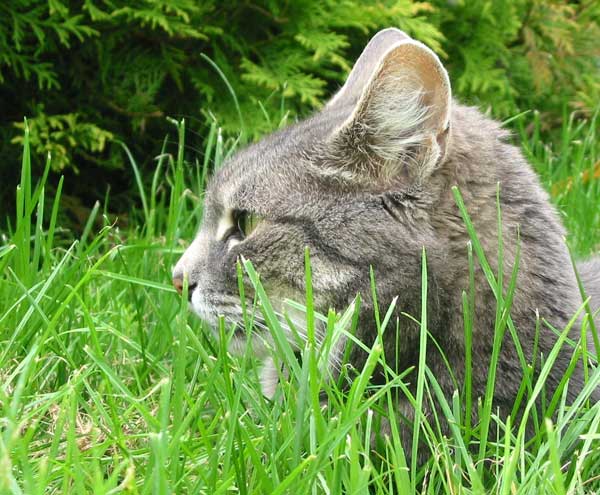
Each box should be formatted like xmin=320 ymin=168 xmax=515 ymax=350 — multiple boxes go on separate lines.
xmin=433 ymin=104 xmax=585 ymax=346
xmin=578 ymin=258 xmax=600 ymax=314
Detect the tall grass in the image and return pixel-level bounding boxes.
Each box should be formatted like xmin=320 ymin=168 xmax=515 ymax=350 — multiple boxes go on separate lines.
xmin=516 ymin=109 xmax=600 ymax=256
xmin=0 ymin=113 xmax=599 ymax=494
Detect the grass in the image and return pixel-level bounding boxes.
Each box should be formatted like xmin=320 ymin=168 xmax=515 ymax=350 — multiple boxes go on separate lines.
xmin=0 ymin=112 xmax=599 ymax=494
xmin=516 ymin=109 xmax=600 ymax=257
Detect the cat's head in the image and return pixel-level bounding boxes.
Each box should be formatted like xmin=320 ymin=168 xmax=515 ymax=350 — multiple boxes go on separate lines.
xmin=172 ymin=28 xmax=454 ymax=355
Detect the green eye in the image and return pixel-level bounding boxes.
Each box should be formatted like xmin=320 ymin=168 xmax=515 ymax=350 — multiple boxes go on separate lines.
xmin=236 ymin=210 xmax=261 ymax=238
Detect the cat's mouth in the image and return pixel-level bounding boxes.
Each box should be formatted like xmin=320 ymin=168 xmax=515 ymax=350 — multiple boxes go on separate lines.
xmin=189 ymin=289 xmax=313 ymax=356
xmin=189 ymin=288 xmax=274 ymax=354
xmin=189 ymin=288 xmax=245 ymax=330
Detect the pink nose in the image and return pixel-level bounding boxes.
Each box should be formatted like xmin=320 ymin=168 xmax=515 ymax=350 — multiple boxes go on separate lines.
xmin=173 ymin=277 xmax=184 ymax=294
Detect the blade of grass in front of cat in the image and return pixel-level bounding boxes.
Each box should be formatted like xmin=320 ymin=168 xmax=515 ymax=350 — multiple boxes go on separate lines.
xmin=243 ymin=257 xmax=301 ymax=379
xmin=568 ymin=245 xmax=600 ymax=356
xmin=410 ymin=247 xmax=428 ymax=488
xmin=463 ymin=240 xmax=475 ymax=442
xmin=501 ymin=304 xmax=589 ymax=490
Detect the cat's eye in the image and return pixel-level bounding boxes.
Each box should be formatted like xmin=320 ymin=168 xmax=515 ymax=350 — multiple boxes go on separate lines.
xmin=234 ymin=210 xmax=261 ymax=239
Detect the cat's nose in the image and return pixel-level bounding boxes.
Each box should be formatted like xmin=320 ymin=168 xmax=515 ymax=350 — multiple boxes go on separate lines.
xmin=172 ymin=276 xmax=197 ymax=301
xmin=173 ymin=276 xmax=184 ymax=294
xmin=172 ymin=262 xmax=186 ymax=294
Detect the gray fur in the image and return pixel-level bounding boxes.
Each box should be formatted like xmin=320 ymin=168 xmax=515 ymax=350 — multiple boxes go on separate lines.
xmin=173 ymin=29 xmax=600 ymax=455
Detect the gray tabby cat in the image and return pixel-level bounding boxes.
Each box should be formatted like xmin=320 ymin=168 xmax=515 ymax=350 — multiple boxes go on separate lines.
xmin=172 ymin=28 xmax=600 ymax=445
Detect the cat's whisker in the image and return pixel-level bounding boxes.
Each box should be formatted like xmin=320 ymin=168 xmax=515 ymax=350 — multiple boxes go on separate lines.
xmin=270 ymin=308 xmax=344 ymax=373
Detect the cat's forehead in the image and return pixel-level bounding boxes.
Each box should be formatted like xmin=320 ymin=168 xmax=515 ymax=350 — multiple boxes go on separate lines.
xmin=206 ymin=111 xmax=346 ymax=211
xmin=208 ymin=135 xmax=303 ymax=208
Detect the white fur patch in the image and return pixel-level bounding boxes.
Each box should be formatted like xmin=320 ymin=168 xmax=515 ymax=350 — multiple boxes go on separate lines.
xmin=190 ymin=290 xmax=216 ymax=325
xmin=260 ymin=357 xmax=280 ymax=399
xmin=216 ymin=209 xmax=234 ymax=241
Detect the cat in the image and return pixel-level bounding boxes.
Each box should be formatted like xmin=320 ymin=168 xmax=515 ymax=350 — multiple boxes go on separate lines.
xmin=172 ymin=28 xmax=599 ymax=453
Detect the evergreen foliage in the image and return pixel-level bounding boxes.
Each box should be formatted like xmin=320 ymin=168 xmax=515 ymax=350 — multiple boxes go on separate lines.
xmin=1 ymin=0 xmax=599 ymax=211
xmin=437 ymin=0 xmax=600 ymax=120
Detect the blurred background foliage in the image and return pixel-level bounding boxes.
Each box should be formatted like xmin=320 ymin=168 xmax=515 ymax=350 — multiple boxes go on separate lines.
xmin=1 ymin=0 xmax=599 ymax=226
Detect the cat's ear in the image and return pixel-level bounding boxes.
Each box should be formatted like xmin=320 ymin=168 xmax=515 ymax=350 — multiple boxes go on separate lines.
xmin=326 ymin=28 xmax=411 ymax=110
xmin=326 ymin=34 xmax=451 ymax=183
